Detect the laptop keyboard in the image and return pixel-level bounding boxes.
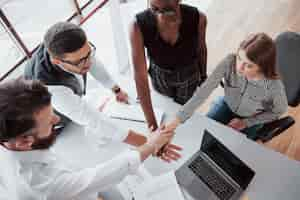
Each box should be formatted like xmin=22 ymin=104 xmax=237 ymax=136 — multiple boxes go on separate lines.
xmin=188 ymin=156 xmax=237 ymax=200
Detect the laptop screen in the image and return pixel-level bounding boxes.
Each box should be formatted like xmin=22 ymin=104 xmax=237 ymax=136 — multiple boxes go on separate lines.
xmin=201 ymin=130 xmax=255 ymax=189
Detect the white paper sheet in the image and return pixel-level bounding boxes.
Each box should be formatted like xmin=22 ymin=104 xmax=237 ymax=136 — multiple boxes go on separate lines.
xmin=135 ymin=171 xmax=185 ymax=200
xmin=117 ymin=167 xmax=153 ymax=200
xmin=118 ymin=171 xmax=185 ymax=200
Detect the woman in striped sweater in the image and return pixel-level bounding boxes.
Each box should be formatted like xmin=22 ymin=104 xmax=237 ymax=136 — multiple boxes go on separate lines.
xmin=163 ymin=33 xmax=288 ymax=139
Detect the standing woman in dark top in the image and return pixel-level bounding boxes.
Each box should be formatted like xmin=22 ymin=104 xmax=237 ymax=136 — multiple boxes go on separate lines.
xmin=130 ymin=0 xmax=208 ymax=129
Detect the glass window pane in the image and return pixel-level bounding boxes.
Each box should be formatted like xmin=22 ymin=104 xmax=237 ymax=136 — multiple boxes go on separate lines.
xmin=80 ymin=0 xmax=107 ymax=16
xmin=1 ymin=0 xmax=77 ymax=50
xmin=0 ymin=24 xmax=25 ymax=79
xmin=78 ymin=0 xmax=92 ymax=7
xmin=1 ymin=62 xmax=26 ymax=82
xmin=81 ymin=2 xmax=115 ymax=73
xmin=82 ymin=0 xmax=148 ymax=75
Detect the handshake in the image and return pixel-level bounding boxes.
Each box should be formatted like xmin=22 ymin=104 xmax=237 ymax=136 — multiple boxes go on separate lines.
xmin=143 ymin=119 xmax=182 ymax=163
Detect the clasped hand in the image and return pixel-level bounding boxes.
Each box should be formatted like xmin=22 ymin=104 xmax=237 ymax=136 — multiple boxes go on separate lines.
xmin=148 ymin=121 xmax=182 ymax=163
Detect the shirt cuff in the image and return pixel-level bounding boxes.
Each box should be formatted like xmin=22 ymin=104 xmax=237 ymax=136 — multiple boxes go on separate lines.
xmin=175 ymin=110 xmax=190 ymax=123
xmin=111 ymin=129 xmax=130 ymax=143
xmin=85 ymin=123 xmax=128 ymax=146
xmin=97 ymin=129 xmax=129 ymax=145
xmin=108 ymin=82 xmax=118 ymax=91
xmin=125 ymin=150 xmax=142 ymax=174
xmin=102 ymin=79 xmax=116 ymax=91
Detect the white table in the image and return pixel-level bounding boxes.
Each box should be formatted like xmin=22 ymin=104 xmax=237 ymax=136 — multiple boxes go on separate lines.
xmin=52 ymin=79 xmax=300 ymax=200
xmin=53 ymin=112 xmax=300 ymax=200
xmin=147 ymin=114 xmax=300 ymax=200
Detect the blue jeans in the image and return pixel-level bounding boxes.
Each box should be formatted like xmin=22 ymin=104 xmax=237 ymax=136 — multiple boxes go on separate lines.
xmin=206 ymin=97 xmax=262 ymax=140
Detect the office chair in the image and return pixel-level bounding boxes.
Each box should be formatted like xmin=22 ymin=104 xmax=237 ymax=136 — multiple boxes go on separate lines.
xmin=253 ymin=31 xmax=300 ymax=142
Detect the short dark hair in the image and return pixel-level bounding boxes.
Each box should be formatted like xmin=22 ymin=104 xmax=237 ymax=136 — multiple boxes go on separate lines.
xmin=44 ymin=22 xmax=87 ymax=58
xmin=0 ymin=79 xmax=52 ymax=141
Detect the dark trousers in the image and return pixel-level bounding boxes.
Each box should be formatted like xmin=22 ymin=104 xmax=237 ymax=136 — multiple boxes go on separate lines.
xmin=206 ymin=96 xmax=263 ymax=140
xmin=149 ymin=62 xmax=200 ymax=105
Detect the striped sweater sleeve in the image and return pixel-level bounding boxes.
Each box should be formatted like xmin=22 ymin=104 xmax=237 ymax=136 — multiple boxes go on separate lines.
xmin=176 ymin=55 xmax=233 ymax=122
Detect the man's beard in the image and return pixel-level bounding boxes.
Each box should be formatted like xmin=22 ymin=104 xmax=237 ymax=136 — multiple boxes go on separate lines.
xmin=31 ymin=130 xmax=58 ymax=150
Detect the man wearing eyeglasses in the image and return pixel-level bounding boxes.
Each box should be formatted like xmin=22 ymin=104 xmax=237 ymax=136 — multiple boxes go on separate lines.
xmin=24 ymin=21 xmax=129 ymax=124
xmin=130 ymin=0 xmax=208 ymax=130
xmin=24 ymin=22 xmax=157 ymax=148
xmin=0 ymin=79 xmax=177 ymax=200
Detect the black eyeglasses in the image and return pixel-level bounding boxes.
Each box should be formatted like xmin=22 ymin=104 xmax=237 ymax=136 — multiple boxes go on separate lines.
xmin=150 ymin=5 xmax=177 ymax=16
xmin=60 ymin=42 xmax=96 ymax=68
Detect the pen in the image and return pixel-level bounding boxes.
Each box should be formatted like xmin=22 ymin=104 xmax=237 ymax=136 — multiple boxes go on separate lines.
xmin=127 ymin=96 xmax=140 ymax=105
xmin=110 ymin=116 xmax=145 ymax=123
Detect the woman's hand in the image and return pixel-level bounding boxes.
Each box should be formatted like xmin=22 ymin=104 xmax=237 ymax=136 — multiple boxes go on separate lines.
xmin=158 ymin=143 xmax=182 ymax=163
xmin=160 ymin=117 xmax=181 ymax=136
xmin=146 ymin=127 xmax=173 ymax=155
xmin=227 ymin=118 xmax=247 ymax=131
xmin=150 ymin=126 xmax=182 ymax=163
xmin=155 ymin=118 xmax=182 ymax=158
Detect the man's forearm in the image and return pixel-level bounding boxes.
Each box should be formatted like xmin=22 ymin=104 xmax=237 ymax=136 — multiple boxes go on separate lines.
xmin=122 ymin=130 xmax=157 ymax=161
xmin=137 ymin=143 xmax=155 ymax=162
xmin=124 ymin=130 xmax=147 ymax=147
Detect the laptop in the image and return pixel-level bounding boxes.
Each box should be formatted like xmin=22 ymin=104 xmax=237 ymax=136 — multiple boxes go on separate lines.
xmin=175 ymin=130 xmax=255 ymax=200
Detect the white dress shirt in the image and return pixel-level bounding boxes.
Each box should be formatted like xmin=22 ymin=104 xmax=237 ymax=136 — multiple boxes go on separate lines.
xmin=48 ymin=57 xmax=129 ymax=144
xmin=7 ymin=147 xmax=141 ymax=200
xmin=0 ymin=147 xmax=40 ymax=200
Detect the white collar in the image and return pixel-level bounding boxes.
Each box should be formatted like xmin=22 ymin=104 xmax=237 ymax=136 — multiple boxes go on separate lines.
xmin=9 ymin=148 xmax=57 ymax=164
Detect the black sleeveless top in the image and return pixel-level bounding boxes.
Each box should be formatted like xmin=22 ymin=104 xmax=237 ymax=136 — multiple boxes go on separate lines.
xmin=136 ymin=4 xmax=200 ymax=70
